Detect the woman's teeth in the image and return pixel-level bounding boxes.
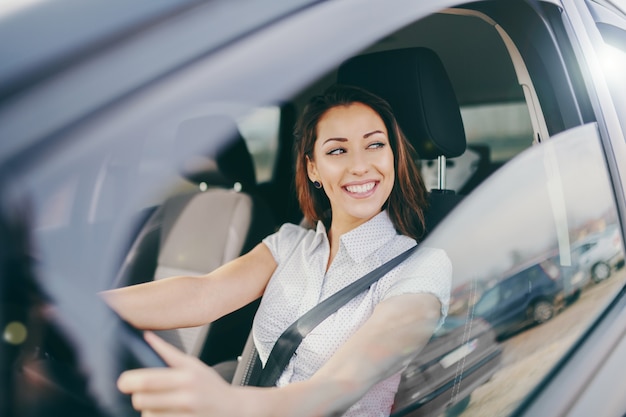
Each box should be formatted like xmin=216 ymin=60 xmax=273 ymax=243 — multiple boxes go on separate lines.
xmin=345 ymin=182 xmax=375 ymax=193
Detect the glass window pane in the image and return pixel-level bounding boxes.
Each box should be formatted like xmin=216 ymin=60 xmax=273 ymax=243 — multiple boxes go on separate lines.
xmin=401 ymin=123 xmax=626 ymax=416
xmin=237 ymin=106 xmax=280 ymax=183
xmin=421 ymin=102 xmax=535 ymax=194
xmin=461 ymin=102 xmax=535 ymax=163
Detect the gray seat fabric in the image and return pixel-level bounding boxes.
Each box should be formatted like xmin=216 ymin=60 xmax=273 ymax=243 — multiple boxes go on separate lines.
xmin=153 ymin=189 xmax=256 ymax=356
xmin=115 ymin=115 xmax=275 ymax=365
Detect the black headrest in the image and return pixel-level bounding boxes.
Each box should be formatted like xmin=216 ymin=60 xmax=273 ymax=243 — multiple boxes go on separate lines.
xmin=176 ymin=115 xmax=256 ymax=189
xmin=337 ymin=47 xmax=466 ymax=160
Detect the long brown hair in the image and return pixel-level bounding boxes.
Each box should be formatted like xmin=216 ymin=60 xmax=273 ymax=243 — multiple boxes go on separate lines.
xmin=293 ymin=84 xmax=428 ymax=241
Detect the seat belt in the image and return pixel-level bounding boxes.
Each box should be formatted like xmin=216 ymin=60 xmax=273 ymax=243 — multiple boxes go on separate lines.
xmin=248 ymin=244 xmax=419 ymax=387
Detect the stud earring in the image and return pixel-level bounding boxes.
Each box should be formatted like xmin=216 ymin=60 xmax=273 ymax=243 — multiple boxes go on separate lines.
xmin=313 ymin=180 xmax=322 ymax=189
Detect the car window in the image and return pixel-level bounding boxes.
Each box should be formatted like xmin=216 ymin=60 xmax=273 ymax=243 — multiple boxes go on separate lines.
xmin=423 ymin=123 xmax=626 ymax=416
xmin=421 ymin=101 xmax=535 ymax=193
xmin=461 ymin=103 xmax=535 ymax=160
xmin=237 ymin=106 xmax=281 ymax=183
xmin=474 ymin=286 xmax=500 ymax=316
xmin=585 ymin=0 xmax=626 ymax=134
xmin=599 ymin=26 xmax=626 ymax=132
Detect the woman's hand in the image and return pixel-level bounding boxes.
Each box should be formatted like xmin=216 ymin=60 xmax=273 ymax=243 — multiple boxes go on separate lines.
xmin=117 ymin=332 xmax=236 ymax=416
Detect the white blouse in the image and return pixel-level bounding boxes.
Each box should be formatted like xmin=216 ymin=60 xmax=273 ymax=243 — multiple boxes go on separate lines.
xmin=252 ymin=210 xmax=452 ymax=416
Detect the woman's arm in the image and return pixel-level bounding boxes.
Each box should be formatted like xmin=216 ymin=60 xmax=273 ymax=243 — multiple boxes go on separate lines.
xmin=117 ymin=292 xmax=441 ymax=417
xmin=101 ymin=242 xmax=277 ymax=330
xmin=255 ymin=292 xmax=442 ymax=416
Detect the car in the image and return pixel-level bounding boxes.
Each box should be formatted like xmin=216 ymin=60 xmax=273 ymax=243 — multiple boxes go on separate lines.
xmin=571 ymin=225 xmax=625 ymax=283
xmin=473 ymin=258 xmax=567 ymax=338
xmin=2 ymin=0 xmax=626 ymax=417
xmin=470 ymin=247 xmax=596 ymax=340
xmin=448 ymin=279 xmax=488 ymax=316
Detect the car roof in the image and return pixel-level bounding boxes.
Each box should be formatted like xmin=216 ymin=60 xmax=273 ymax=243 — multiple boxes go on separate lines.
xmin=0 ymin=0 xmax=323 ymax=100
xmin=0 ymin=0 xmax=335 ymax=167
xmin=2 ymin=0 xmax=573 ymax=168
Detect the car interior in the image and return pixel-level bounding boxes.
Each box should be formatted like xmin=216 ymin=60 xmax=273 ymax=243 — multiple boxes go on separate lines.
xmin=6 ymin=1 xmax=626 ymax=416
xmin=115 ymin=42 xmax=472 ymax=381
xmin=113 ymin=114 xmax=275 ymax=366
xmin=229 ymin=43 xmax=471 ymax=389
xmin=102 ymin=0 xmax=588 ymax=407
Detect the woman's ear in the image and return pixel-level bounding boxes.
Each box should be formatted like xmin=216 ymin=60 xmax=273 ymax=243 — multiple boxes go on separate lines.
xmin=306 ymin=155 xmax=318 ymax=183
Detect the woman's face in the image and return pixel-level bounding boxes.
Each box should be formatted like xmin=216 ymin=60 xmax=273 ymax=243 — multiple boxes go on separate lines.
xmin=307 ymin=102 xmax=395 ymax=230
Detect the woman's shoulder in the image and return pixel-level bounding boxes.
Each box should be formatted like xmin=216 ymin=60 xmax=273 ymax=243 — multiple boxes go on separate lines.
xmin=262 ymin=221 xmax=319 ymax=261
xmin=381 ymin=244 xmax=452 ymax=315
xmin=389 ymin=234 xmax=448 ymax=260
xmin=375 ymin=233 xmax=452 ymax=277
xmin=400 ymin=244 xmax=452 ymax=277
xmin=273 ymin=221 xmax=316 ymax=241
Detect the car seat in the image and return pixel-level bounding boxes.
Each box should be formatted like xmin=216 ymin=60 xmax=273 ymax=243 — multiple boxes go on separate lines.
xmin=337 ymin=47 xmax=467 ymax=233
xmin=114 ymin=114 xmax=276 ymax=366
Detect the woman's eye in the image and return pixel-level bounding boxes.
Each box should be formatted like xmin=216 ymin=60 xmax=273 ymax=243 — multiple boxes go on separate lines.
xmin=327 ymin=148 xmax=345 ymax=155
xmin=368 ymin=142 xmax=385 ymax=149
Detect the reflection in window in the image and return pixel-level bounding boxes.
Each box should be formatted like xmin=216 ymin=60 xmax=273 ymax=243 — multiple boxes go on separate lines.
xmin=423 ymin=123 xmax=626 ymax=416
xmin=474 ymin=287 xmax=499 ymax=316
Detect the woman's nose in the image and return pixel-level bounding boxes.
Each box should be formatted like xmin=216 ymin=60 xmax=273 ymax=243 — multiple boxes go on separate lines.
xmin=348 ymin=150 xmax=370 ymax=175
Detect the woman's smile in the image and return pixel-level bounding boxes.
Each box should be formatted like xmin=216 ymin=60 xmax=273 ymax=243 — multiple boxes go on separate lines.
xmin=343 ymin=180 xmax=378 ymax=197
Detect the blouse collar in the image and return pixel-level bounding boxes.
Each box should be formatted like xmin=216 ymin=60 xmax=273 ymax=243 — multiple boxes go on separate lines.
xmin=313 ymin=210 xmax=399 ymax=264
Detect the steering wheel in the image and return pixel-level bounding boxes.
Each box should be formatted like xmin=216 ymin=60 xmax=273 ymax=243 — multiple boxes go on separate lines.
xmin=104 ymin=302 xmax=168 ymax=369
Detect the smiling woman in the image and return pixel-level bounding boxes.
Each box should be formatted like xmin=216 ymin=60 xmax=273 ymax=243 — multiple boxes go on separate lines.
xmin=102 ymin=84 xmax=451 ymax=417
xmin=306 ymin=101 xmax=396 ymax=240
xmin=295 ymin=85 xmax=429 ymax=244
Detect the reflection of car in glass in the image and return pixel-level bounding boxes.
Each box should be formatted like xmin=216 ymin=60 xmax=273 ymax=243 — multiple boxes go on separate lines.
xmin=392 ymin=317 xmax=502 ymax=417
xmin=473 ymin=260 xmax=565 ymax=338
xmin=448 ymin=279 xmax=487 ymax=316
xmin=2 ymin=0 xmax=626 ymax=416
xmin=571 ymin=227 xmax=625 ymax=283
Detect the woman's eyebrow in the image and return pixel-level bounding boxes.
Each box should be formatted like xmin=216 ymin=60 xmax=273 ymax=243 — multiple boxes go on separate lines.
xmin=322 ymin=137 xmax=348 ymax=145
xmin=364 ymin=130 xmax=385 ymax=138
xmin=321 ymin=130 xmax=385 ymax=145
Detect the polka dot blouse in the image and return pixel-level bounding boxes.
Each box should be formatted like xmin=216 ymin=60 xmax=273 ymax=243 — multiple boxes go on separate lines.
xmin=252 ymin=210 xmax=452 ymax=416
